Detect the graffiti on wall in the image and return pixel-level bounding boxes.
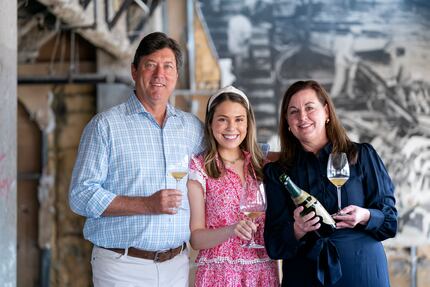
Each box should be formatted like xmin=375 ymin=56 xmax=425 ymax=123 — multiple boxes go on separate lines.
xmin=0 ymin=153 xmax=13 ymax=198
xmin=199 ymin=0 xmax=430 ymax=244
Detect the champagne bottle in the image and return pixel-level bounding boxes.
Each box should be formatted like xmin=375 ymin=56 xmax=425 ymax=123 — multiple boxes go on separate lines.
xmin=279 ymin=174 xmax=336 ymax=237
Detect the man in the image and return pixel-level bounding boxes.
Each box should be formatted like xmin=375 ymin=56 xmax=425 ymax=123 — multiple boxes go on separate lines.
xmin=69 ymin=32 xmax=204 ymax=286
xmin=331 ymin=27 xmax=359 ymax=99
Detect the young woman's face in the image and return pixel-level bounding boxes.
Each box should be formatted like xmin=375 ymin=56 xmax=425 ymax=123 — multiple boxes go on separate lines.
xmin=286 ymin=88 xmax=329 ymax=149
xmin=211 ymin=100 xmax=248 ymax=152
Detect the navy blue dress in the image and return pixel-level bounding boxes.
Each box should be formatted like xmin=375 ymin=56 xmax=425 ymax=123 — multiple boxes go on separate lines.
xmin=264 ymin=143 xmax=397 ymax=287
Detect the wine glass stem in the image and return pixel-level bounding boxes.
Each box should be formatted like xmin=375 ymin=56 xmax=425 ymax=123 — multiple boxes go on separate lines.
xmin=337 ymin=186 xmax=342 ymax=211
xmin=176 ymin=180 xmax=183 ymax=210
xmin=249 ymin=219 xmax=255 ymax=245
xmin=175 ymin=180 xmax=189 ymax=211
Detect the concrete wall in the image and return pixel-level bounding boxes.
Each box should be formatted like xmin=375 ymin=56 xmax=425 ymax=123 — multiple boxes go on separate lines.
xmin=0 ymin=0 xmax=17 ymax=286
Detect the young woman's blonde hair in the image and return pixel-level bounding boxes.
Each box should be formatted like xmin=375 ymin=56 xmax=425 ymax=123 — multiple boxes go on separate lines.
xmin=203 ymin=92 xmax=264 ymax=180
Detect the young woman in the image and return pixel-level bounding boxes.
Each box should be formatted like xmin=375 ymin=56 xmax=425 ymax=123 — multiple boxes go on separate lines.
xmin=188 ymin=86 xmax=279 ymax=286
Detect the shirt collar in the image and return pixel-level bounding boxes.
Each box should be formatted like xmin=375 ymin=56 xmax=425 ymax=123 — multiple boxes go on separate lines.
xmin=320 ymin=142 xmax=333 ymax=158
xmin=126 ymin=93 xmax=146 ymax=115
xmin=125 ymin=93 xmax=179 ymax=118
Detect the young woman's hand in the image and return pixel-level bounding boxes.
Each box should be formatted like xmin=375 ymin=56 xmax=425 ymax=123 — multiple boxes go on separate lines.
xmin=233 ymin=220 xmax=257 ymax=240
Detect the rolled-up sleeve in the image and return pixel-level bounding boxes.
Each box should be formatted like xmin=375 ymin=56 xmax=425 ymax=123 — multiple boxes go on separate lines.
xmin=69 ymin=116 xmax=116 ymax=218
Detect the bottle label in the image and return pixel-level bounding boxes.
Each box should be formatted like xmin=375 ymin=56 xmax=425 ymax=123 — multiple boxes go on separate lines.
xmin=303 ymin=197 xmax=336 ymax=226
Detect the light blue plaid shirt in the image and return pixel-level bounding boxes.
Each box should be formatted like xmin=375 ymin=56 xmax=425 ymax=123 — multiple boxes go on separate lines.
xmin=69 ymin=94 xmax=204 ymax=251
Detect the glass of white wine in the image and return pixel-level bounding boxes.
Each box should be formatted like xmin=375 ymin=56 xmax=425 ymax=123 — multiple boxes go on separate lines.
xmin=327 ymin=152 xmax=350 ymax=214
xmin=239 ymin=181 xmax=267 ymax=248
xmin=169 ymin=155 xmax=189 ymax=211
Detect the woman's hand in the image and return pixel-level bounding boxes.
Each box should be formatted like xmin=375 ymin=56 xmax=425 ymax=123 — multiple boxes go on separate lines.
xmin=233 ymin=220 xmax=257 ymax=240
xmin=332 ymin=205 xmax=370 ymax=228
xmin=293 ymin=206 xmax=320 ymax=240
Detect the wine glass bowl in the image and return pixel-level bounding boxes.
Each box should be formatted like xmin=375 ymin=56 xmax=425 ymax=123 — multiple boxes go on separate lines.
xmin=327 ymin=152 xmax=350 ymax=214
xmin=239 ymin=182 xmax=267 ymax=248
xmin=168 ymin=155 xmax=189 ymax=211
xmin=170 ymin=171 xmax=188 ymax=183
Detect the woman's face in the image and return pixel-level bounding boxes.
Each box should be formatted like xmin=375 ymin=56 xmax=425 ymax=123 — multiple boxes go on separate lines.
xmin=286 ymin=88 xmax=329 ymax=151
xmin=211 ymin=100 xmax=248 ymax=152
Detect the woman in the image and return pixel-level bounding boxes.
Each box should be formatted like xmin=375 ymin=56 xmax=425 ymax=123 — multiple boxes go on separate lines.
xmin=264 ymin=80 xmax=397 ymax=287
xmin=188 ymin=86 xmax=279 ymax=286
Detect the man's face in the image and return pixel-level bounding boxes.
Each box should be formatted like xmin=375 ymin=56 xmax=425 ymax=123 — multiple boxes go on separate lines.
xmin=131 ymin=48 xmax=178 ymax=108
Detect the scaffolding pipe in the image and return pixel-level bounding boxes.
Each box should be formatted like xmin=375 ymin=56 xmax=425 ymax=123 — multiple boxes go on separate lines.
xmin=18 ymin=74 xmax=133 ymax=86
xmin=411 ymin=246 xmax=417 ymax=287
xmin=187 ymin=0 xmax=195 ymax=92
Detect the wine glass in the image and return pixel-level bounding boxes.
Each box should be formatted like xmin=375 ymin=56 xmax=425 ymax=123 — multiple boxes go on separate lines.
xmin=168 ymin=155 xmax=189 ymax=211
xmin=239 ymin=181 xmax=267 ymax=248
xmin=327 ymin=152 xmax=350 ymax=214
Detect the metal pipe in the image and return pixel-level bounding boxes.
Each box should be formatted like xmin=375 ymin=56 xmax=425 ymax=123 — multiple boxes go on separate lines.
xmin=70 ymin=31 xmax=76 ymax=74
xmin=162 ymin=0 xmax=168 ymax=34
xmin=93 ymin=0 xmax=98 ymax=30
xmin=39 ymin=127 xmax=50 ymax=287
xmin=18 ymin=75 xmax=215 ymax=97
xmin=40 ymin=248 xmax=51 ymax=287
xmin=411 ymin=246 xmax=417 ymax=287
xmin=186 ymin=0 xmax=195 ymax=91
xmin=18 ymin=74 xmax=133 ymax=86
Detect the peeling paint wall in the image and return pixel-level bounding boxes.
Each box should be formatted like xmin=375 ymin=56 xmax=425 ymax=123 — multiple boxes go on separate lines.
xmin=0 ymin=0 xmax=17 ymax=286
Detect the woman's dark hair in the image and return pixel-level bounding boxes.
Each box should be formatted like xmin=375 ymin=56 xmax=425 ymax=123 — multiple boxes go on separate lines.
xmin=279 ymin=80 xmax=358 ymax=167
xmin=132 ymin=32 xmax=182 ymax=70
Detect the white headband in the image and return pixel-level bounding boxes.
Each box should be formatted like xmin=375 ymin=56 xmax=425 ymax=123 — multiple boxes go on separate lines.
xmin=207 ymin=85 xmax=250 ymax=111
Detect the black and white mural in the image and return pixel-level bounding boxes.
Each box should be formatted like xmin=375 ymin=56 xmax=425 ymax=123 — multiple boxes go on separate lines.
xmin=199 ymin=0 xmax=430 ymax=244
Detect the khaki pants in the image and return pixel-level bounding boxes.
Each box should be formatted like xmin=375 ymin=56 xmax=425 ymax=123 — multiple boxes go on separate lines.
xmin=91 ymin=246 xmax=189 ymax=287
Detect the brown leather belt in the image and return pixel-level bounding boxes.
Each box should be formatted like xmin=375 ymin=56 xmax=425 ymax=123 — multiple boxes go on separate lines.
xmin=106 ymin=243 xmax=186 ymax=263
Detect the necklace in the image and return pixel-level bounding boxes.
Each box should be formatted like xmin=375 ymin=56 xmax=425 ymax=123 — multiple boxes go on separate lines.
xmin=220 ymin=155 xmax=242 ymax=165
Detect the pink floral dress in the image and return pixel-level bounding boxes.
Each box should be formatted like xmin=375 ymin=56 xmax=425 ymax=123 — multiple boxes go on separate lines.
xmin=189 ymin=153 xmax=279 ymax=287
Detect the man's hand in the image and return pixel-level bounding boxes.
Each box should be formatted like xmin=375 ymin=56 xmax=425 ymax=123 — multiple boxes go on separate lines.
xmin=147 ymin=189 xmax=182 ymax=214
xmin=102 ymin=189 xmax=182 ymax=216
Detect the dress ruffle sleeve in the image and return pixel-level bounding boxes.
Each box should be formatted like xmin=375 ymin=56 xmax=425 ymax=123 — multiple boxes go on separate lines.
xmin=189 ymin=155 xmax=208 ymax=198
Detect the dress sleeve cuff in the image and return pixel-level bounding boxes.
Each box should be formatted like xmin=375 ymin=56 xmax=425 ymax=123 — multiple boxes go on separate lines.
xmin=364 ymin=208 xmax=384 ymax=231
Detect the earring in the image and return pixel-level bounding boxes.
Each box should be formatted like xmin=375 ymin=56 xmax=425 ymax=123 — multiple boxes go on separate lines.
xmin=288 ymin=127 xmax=291 ymax=132
xmin=326 ymin=118 xmax=330 ymax=124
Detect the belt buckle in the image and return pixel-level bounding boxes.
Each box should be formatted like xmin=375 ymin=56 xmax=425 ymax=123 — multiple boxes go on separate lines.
xmin=153 ymin=250 xmax=162 ymax=262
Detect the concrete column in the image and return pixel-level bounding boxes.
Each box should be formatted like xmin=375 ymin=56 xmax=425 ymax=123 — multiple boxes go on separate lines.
xmin=0 ymin=0 xmax=17 ymax=286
